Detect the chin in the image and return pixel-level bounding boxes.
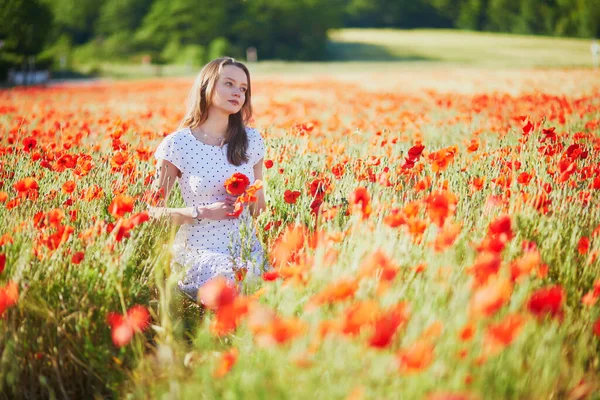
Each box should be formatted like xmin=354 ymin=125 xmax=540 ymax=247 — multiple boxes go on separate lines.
xmin=228 ymin=106 xmax=242 ymax=115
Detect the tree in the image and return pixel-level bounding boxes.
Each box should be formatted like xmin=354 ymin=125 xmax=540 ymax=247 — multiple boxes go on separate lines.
xmin=135 ymin=0 xmax=232 ymax=51
xmin=42 ymin=0 xmax=105 ymax=45
xmin=344 ymin=0 xmax=451 ymax=28
xmin=96 ymin=0 xmax=153 ymax=36
xmin=235 ymin=0 xmax=344 ymax=60
xmin=0 ymin=0 xmax=53 ymax=57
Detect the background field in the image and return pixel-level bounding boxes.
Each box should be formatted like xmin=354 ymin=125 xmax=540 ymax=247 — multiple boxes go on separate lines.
xmin=71 ymin=29 xmax=599 ymax=80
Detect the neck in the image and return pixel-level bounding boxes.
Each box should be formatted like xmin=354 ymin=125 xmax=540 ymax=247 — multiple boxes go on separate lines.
xmin=199 ymin=110 xmax=229 ymax=139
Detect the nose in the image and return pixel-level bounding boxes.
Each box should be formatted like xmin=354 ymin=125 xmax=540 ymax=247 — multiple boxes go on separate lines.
xmin=232 ymin=90 xmax=241 ymax=98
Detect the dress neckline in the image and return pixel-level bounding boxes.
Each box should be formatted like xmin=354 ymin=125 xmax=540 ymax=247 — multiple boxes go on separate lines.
xmin=186 ymin=127 xmax=228 ymax=148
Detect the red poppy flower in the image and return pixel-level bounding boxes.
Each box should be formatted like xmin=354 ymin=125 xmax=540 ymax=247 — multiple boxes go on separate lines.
xmin=224 ymin=173 xmax=250 ymax=196
xmin=107 ymin=305 xmax=151 ymax=347
xmin=108 ymin=195 xmax=134 ymax=218
xmin=263 ymin=271 xmax=280 ymax=281
xmin=61 ymin=180 xmax=76 ymax=194
xmin=369 ymin=303 xmax=410 ymax=349
xmin=22 ymin=137 xmax=37 ymax=152
xmin=593 ymin=317 xmax=600 ymax=337
xmin=397 ymin=339 xmax=435 ymax=374
xmin=0 ymin=281 xmax=19 ymax=317
xmin=284 ymin=190 xmax=301 ymax=204
xmin=71 ymin=252 xmax=85 ymax=264
xmin=308 ymin=177 xmax=331 ymax=199
xmin=226 ymin=202 xmax=244 ymax=218
xmin=13 ymin=177 xmax=39 ymax=193
xmin=578 ymin=236 xmax=590 ymax=255
xmin=198 ymin=277 xmax=238 ymax=311
xmin=214 ymin=347 xmax=238 ymax=377
xmin=349 ymin=187 xmax=372 ymax=219
xmin=527 ymin=285 xmax=565 ymax=319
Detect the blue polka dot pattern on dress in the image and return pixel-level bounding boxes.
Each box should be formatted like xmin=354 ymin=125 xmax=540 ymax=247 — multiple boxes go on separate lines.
xmin=154 ymin=126 xmax=268 ymax=301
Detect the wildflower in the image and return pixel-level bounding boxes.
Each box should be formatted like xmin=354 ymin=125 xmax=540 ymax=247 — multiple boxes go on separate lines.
xmin=198 ymin=277 xmax=238 ymax=311
xmin=213 ymin=347 xmax=238 ymax=378
xmin=527 ymin=285 xmax=565 ymax=320
xmin=107 ymin=305 xmax=151 ymax=347
xmin=108 ymin=195 xmax=134 ymax=218
xmin=0 ymin=281 xmax=18 ymax=317
xmin=369 ymin=303 xmax=410 ymax=349
xmin=349 ymin=187 xmax=372 ymax=219
xmin=224 ymin=172 xmax=250 ymax=196
xmin=283 ymin=189 xmax=301 ymax=204
xmin=397 ymin=339 xmax=435 ymax=374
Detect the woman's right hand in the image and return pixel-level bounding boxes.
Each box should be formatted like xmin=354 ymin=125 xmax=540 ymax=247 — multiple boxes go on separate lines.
xmin=200 ymin=196 xmax=238 ymax=220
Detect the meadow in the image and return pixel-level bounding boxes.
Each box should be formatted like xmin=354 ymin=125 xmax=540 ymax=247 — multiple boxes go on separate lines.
xmin=1 ymin=49 xmax=600 ymax=398
xmin=73 ymin=28 xmax=598 ymax=79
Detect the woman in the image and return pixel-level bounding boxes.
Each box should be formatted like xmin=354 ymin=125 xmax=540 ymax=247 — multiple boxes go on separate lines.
xmin=148 ymin=57 xmax=269 ymax=302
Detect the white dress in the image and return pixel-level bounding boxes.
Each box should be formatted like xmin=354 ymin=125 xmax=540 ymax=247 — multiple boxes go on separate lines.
xmin=154 ymin=126 xmax=269 ymax=301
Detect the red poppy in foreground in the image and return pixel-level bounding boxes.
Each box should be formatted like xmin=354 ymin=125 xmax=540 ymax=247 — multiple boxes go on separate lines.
xmin=0 ymin=281 xmax=19 ymax=317
xmin=214 ymin=347 xmax=239 ymax=377
xmin=198 ymin=277 xmax=238 ymax=310
xmin=13 ymin=177 xmax=39 ymax=194
xmin=107 ymin=305 xmax=151 ymax=347
xmin=527 ymin=285 xmax=565 ymax=320
xmin=108 ymin=195 xmax=135 ymax=218
xmin=284 ymin=190 xmax=301 ymax=204
xmin=224 ymin=172 xmax=250 ymax=196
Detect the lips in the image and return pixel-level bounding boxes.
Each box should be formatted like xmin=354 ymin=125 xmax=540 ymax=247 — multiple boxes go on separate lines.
xmin=228 ymin=100 xmax=240 ymax=106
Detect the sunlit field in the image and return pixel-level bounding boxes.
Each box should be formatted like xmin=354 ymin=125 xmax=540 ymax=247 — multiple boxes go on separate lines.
xmin=327 ymin=29 xmax=596 ymax=67
xmin=1 ymin=66 xmax=600 ymax=399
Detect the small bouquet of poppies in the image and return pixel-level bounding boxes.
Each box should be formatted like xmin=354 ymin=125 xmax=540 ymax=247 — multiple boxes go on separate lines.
xmin=224 ymin=172 xmax=262 ymax=218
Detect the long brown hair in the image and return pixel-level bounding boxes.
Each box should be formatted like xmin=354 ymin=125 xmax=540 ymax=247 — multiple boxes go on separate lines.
xmin=179 ymin=57 xmax=253 ymax=166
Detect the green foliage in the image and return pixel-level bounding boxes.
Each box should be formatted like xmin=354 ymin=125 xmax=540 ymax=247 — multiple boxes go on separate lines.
xmin=96 ymin=0 xmax=153 ymax=37
xmin=0 ymin=0 xmax=52 ymax=57
xmin=42 ymin=0 xmax=104 ymax=45
xmin=208 ymin=37 xmax=232 ymax=62
xmin=160 ymin=37 xmax=183 ymax=63
xmin=0 ymin=0 xmax=53 ymax=80
xmin=178 ymin=45 xmax=206 ymax=67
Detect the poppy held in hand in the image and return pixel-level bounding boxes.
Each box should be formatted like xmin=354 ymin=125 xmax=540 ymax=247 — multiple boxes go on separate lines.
xmin=224 ymin=173 xmax=250 ymax=196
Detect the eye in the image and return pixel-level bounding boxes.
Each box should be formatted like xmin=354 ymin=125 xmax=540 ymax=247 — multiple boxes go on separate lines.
xmin=240 ymin=87 xmax=247 ymax=93
xmin=225 ymin=82 xmax=232 ymax=86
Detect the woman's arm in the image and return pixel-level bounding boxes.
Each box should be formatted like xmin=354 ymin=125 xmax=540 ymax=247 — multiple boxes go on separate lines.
xmin=147 ymin=159 xmax=238 ymax=224
xmin=250 ymin=158 xmax=267 ymax=218
xmin=147 ymin=159 xmax=197 ymax=225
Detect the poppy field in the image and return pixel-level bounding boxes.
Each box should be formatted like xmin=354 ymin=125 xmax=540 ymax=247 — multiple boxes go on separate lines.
xmin=1 ymin=67 xmax=600 ymax=399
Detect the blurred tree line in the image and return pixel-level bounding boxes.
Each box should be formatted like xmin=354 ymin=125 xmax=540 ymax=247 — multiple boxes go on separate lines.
xmin=344 ymin=0 xmax=600 ymax=38
xmin=1 ymin=0 xmax=599 ymax=78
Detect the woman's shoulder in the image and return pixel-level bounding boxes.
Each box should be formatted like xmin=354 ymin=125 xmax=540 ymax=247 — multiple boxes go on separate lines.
xmin=157 ymin=127 xmax=191 ymax=147
xmin=245 ymin=126 xmax=264 ymax=144
xmin=165 ymin=127 xmax=191 ymax=141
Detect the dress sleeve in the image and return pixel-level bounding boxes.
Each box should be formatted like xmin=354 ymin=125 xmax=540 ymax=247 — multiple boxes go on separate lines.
xmin=248 ymin=128 xmax=265 ymax=166
xmin=154 ymin=132 xmax=184 ymax=172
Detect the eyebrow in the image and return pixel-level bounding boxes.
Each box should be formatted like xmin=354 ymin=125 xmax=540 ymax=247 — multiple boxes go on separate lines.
xmin=223 ymin=76 xmax=248 ymax=87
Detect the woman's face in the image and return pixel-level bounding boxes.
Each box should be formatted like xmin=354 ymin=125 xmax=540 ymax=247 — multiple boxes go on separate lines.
xmin=211 ymin=65 xmax=248 ymax=116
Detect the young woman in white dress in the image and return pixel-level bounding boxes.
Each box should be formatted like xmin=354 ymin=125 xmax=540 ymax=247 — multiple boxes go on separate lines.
xmin=148 ymin=57 xmax=269 ymax=302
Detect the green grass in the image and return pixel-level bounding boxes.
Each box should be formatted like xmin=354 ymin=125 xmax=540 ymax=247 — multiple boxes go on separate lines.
xmin=327 ymin=28 xmax=596 ymax=68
